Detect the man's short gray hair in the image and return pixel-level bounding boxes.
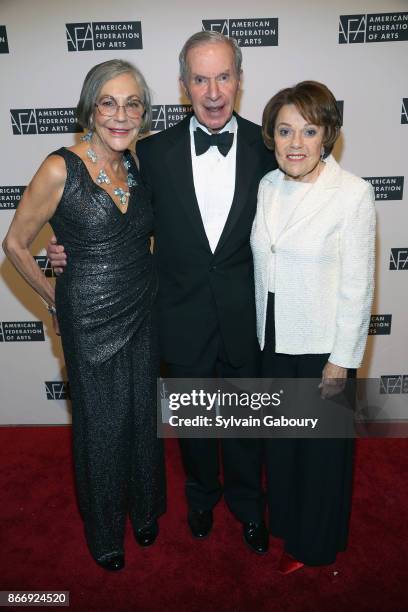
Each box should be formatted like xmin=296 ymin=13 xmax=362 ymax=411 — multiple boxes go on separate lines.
xmin=179 ymin=31 xmax=242 ymax=85
xmin=76 ymin=59 xmax=152 ymax=134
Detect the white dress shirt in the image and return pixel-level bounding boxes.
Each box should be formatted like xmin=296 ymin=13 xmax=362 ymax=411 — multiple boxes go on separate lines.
xmin=190 ymin=115 xmax=238 ymax=253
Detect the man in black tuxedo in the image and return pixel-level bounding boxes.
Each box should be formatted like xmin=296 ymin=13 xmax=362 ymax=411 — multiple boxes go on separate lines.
xmin=137 ymin=31 xmax=276 ymax=552
xmin=48 ymin=31 xmax=276 ymax=553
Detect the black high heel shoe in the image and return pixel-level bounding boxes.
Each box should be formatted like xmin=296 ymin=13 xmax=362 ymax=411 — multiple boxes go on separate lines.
xmin=134 ymin=520 xmax=159 ymax=547
xmin=96 ymin=554 xmax=125 ymax=571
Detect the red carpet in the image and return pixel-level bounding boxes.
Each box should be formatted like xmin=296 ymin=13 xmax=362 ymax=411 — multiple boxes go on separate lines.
xmin=1 ymin=428 xmax=407 ymax=611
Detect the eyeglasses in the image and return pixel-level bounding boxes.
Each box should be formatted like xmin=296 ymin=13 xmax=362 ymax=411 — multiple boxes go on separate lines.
xmin=95 ymin=96 xmax=145 ymax=119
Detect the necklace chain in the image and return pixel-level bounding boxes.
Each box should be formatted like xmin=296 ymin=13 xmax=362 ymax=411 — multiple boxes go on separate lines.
xmin=86 ymin=147 xmax=137 ymax=207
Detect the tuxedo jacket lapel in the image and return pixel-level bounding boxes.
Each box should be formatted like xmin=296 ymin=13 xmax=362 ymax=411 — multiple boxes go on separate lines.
xmin=164 ymin=114 xmax=261 ymax=256
xmin=284 ymin=158 xmax=341 ymax=232
xmin=165 ymin=117 xmax=211 ymax=251
xmin=214 ymin=116 xmax=259 ymax=255
xmin=264 ymin=155 xmax=343 ymax=239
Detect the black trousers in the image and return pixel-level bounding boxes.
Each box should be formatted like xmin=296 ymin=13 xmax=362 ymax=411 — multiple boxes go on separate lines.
xmin=165 ymin=328 xmax=264 ymax=523
xmin=262 ymin=293 xmax=354 ymax=565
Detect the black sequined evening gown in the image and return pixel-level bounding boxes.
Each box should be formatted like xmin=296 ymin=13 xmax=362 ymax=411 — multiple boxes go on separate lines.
xmin=49 ymin=147 xmax=166 ymax=562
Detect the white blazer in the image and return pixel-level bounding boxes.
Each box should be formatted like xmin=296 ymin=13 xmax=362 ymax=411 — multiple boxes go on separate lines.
xmin=250 ymin=155 xmax=376 ymax=369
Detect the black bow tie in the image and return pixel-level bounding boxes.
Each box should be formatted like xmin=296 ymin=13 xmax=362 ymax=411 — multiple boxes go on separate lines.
xmin=194 ymin=127 xmax=234 ymax=157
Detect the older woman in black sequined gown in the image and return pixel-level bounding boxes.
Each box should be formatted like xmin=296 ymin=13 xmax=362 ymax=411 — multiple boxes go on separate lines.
xmin=3 ymin=60 xmax=166 ymax=571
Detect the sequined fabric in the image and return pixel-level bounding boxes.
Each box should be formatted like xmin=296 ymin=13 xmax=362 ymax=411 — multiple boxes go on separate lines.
xmin=51 ymin=148 xmax=157 ymax=365
xmin=49 ymin=148 xmax=166 ymax=561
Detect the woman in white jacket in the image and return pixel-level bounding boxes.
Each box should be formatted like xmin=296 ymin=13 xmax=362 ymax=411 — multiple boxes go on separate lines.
xmin=250 ymin=81 xmax=375 ymax=573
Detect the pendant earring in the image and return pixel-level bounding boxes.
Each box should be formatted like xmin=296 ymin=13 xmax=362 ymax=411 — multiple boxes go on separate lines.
xmin=320 ymin=146 xmax=325 ymax=161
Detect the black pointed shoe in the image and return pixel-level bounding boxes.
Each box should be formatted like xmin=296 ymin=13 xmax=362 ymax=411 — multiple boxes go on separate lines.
xmin=187 ymin=509 xmax=213 ymax=539
xmin=96 ymin=554 xmax=125 ymax=571
xmin=135 ymin=520 xmax=159 ymax=547
xmin=243 ymin=521 xmax=269 ymax=554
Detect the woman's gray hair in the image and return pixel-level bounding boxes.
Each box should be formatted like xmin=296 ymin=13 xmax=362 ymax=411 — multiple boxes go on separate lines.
xmin=76 ymin=59 xmax=152 ymax=134
xmin=179 ymin=31 xmax=242 ymax=85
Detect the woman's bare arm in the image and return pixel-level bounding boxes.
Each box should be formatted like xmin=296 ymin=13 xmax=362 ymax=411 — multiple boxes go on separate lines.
xmin=2 ymin=155 xmax=66 ymax=307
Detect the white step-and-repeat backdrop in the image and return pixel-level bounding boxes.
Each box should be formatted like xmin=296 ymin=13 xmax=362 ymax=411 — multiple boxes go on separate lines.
xmin=0 ymin=0 xmax=407 ymax=424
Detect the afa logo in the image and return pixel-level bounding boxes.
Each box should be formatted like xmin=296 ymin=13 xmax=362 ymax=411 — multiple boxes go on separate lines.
xmin=339 ymin=12 xmax=408 ymax=44
xmin=151 ymin=105 xmax=192 ymax=132
xmin=380 ymin=375 xmax=408 ymax=394
xmin=34 ymin=256 xmax=55 ymax=277
xmin=10 ymin=109 xmax=37 ymax=135
xmin=336 ymin=100 xmax=344 ymax=126
xmin=389 ymin=248 xmax=408 ymax=270
xmin=0 ymin=186 xmax=25 ymax=209
xmin=363 ymin=177 xmax=404 ymax=201
xmin=45 ymin=381 xmax=71 ymax=400
xmin=0 ymin=321 xmax=44 ymax=342
xmin=0 ymin=25 xmax=9 ymax=53
xmin=66 ymin=21 xmax=142 ymax=51
xmin=10 ymin=108 xmax=81 ymax=135
xmin=369 ymin=314 xmax=392 ymax=335
xmin=402 ymin=99 xmax=408 ymax=124
xmin=202 ymin=18 xmax=278 ymax=46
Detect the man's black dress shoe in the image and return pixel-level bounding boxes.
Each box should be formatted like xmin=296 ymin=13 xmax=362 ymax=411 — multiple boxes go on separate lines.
xmin=243 ymin=521 xmax=269 ymax=554
xmin=187 ymin=509 xmax=213 ymax=538
xmin=135 ymin=520 xmax=159 ymax=547
xmin=96 ymin=554 xmax=125 ymax=571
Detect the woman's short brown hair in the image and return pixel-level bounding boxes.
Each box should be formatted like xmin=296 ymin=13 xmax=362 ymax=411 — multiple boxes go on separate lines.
xmin=262 ymin=80 xmax=342 ymax=156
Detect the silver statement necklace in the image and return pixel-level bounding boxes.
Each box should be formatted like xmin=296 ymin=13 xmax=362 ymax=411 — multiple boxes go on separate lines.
xmin=86 ymin=146 xmax=137 ymax=207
